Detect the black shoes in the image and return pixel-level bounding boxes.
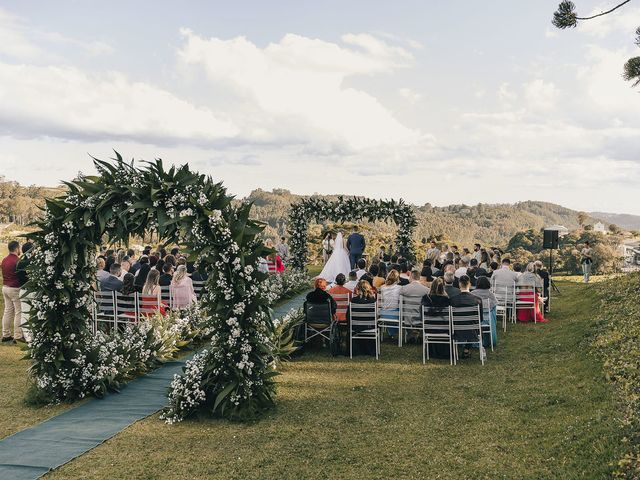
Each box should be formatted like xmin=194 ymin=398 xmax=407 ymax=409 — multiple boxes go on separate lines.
xmin=1 ymin=336 xmax=14 ymax=343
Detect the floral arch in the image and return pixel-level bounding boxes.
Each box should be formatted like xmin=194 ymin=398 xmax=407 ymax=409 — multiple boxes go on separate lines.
xmin=26 ymin=154 xmax=276 ymax=421
xmin=287 ymin=196 xmax=417 ymax=270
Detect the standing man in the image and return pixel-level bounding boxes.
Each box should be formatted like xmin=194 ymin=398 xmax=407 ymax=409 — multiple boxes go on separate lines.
xmin=580 ymin=241 xmax=593 ymax=283
xmin=2 ymin=241 xmax=23 ymax=343
xmin=275 ymin=236 xmax=289 ymax=263
xmin=16 ymin=241 xmax=33 ymax=342
xmin=347 ymin=226 xmax=366 ymax=270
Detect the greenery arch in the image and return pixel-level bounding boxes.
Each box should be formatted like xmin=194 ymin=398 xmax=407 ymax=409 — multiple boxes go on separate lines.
xmin=287 ymin=196 xmax=417 ymax=270
xmin=26 ymin=153 xmax=276 ymax=422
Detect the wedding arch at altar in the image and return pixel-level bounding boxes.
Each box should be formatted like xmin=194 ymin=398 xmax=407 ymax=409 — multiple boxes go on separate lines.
xmin=25 ymin=154 xmax=277 ymax=422
xmin=287 ymin=196 xmax=418 ymax=270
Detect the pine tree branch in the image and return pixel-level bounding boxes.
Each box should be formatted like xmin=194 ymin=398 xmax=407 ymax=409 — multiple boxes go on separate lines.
xmin=575 ymin=0 xmax=632 ymax=20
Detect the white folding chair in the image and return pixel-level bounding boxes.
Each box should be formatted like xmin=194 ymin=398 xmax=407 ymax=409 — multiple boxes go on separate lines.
xmin=137 ymin=292 xmax=162 ymax=319
xmin=160 ymin=285 xmax=172 ymax=310
xmin=93 ymin=291 xmax=116 ymax=332
xmin=422 ymin=305 xmax=453 ymax=365
xmin=115 ymin=291 xmax=138 ymax=327
xmin=493 ymin=282 xmax=515 ymax=332
xmin=192 ymin=280 xmax=205 ymax=300
xmin=377 ymin=290 xmax=401 ymax=346
xmin=480 ymin=298 xmax=495 ymax=352
xmin=304 ymin=299 xmax=333 ymax=344
xmin=400 ymin=295 xmax=423 ymax=344
xmin=267 ymin=261 xmax=277 ymax=275
xmin=450 ymin=305 xmax=485 ymax=365
xmin=349 ymin=301 xmax=379 ymax=359
xmin=515 ymin=284 xmax=537 ymax=323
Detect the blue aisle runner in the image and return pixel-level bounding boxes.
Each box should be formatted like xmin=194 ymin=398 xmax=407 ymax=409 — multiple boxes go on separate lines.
xmin=0 ymin=291 xmax=309 ymax=479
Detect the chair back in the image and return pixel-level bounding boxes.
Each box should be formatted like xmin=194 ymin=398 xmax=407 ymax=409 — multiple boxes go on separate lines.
xmin=493 ymin=282 xmax=515 ymax=306
xmin=192 ymin=280 xmax=205 ymax=299
xmin=267 ymin=261 xmax=277 ymax=274
xmin=115 ymin=291 xmax=137 ymax=324
xmin=160 ymin=285 xmax=172 ymax=309
xmin=450 ymin=305 xmax=481 ymax=335
xmin=306 ymin=300 xmax=332 ymax=325
xmin=138 ymin=292 xmax=161 ymax=317
xmin=400 ymin=295 xmax=423 ymax=327
xmin=422 ymin=305 xmax=451 ymax=333
xmin=515 ymin=284 xmax=536 ymax=305
xmin=331 ymin=292 xmax=351 ymax=322
xmin=349 ymin=302 xmax=377 ymax=328
xmin=94 ymin=291 xmax=116 ymax=329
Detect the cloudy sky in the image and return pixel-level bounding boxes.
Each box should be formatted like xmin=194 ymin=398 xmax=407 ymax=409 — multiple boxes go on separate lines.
xmin=0 ymin=1 xmax=639 ymax=214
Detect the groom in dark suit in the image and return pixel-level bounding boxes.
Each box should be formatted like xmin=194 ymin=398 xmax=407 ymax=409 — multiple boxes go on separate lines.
xmin=347 ymin=226 xmax=366 ymax=269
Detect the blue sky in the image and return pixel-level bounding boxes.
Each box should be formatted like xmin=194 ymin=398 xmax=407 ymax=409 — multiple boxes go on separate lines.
xmin=1 ymin=1 xmax=639 ymax=214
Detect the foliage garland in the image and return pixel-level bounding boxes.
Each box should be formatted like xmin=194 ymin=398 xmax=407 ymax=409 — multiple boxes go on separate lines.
xmin=287 ymin=196 xmax=417 ymax=270
xmin=25 ymin=153 xmax=277 ymax=421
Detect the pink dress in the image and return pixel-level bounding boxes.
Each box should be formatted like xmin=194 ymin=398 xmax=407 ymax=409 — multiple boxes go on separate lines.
xmin=170 ymin=277 xmax=196 ymax=309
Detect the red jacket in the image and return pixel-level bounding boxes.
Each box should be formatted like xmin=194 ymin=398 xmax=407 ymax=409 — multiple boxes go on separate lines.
xmin=1 ymin=253 xmax=20 ymax=288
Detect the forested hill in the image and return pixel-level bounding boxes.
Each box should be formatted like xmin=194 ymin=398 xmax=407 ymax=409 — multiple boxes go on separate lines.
xmin=246 ymin=189 xmax=599 ymax=247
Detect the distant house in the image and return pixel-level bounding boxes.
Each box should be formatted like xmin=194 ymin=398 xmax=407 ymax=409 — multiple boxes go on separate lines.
xmin=620 ymin=241 xmax=640 ymax=271
xmin=545 ymin=225 xmax=569 ymax=237
xmin=593 ymin=222 xmax=606 ymax=233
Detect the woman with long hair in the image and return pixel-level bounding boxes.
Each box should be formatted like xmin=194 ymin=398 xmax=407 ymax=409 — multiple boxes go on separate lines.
xmin=142 ymin=269 xmax=161 ymax=296
xmin=170 ymin=265 xmax=196 ymax=309
xmin=322 ymin=232 xmax=335 ymax=264
xmin=140 ymin=269 xmax=166 ymax=316
xmin=346 ymin=280 xmax=377 ymax=356
xmin=472 ymin=276 xmax=498 ymax=346
xmin=421 ymin=277 xmax=451 ymax=358
xmin=379 ymin=269 xmax=402 ymax=338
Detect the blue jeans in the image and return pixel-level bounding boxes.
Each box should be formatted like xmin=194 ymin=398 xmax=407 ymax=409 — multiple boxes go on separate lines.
xmin=582 ymin=262 xmax=591 ymax=283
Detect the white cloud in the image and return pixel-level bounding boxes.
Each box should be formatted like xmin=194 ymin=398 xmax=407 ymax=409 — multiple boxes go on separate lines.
xmin=0 ymin=62 xmax=239 ymax=144
xmin=398 ymin=87 xmax=423 ymax=103
xmin=523 ymin=79 xmax=560 ymax=110
xmin=178 ymin=29 xmax=420 ymax=150
xmin=577 ymin=4 xmax=640 ymax=38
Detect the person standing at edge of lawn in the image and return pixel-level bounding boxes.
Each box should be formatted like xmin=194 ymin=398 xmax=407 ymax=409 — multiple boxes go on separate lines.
xmin=2 ymin=240 xmax=24 ymax=344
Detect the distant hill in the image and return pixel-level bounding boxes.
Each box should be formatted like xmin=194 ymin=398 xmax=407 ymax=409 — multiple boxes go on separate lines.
xmin=590 ymin=212 xmax=640 ymax=231
xmin=245 ymin=189 xmax=601 ymax=247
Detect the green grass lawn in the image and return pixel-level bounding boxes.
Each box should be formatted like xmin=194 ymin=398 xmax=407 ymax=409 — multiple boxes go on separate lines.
xmin=42 ymin=280 xmax=623 ymax=479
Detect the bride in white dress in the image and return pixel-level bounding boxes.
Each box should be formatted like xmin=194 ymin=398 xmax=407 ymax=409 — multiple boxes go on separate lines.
xmin=317 ymin=231 xmax=351 ymax=282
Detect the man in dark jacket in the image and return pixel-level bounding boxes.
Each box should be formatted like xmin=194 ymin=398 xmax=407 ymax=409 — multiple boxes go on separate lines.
xmin=159 ymin=264 xmax=174 ymax=286
xmin=100 ymin=263 xmax=124 ymax=292
xmin=347 ymin=226 xmax=366 ymax=270
xmin=449 ymin=275 xmax=483 ymax=357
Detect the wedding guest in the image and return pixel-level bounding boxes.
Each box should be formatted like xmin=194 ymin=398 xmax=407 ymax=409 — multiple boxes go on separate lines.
xmin=305 ymin=278 xmax=337 ymax=316
xmin=581 ymin=241 xmax=593 ymax=283
xmin=2 ymin=241 xmax=23 ymax=343
xmin=450 ymin=275 xmax=483 ymax=358
xmin=473 ymin=244 xmax=482 ymax=264
xmin=513 ymin=263 xmax=523 ymax=277
xmin=159 ymin=263 xmax=174 ymax=286
xmin=398 ymin=263 xmax=411 ymax=286
xmin=369 ymin=264 xmax=385 ymax=289
xmin=401 ymin=269 xmax=430 ymax=298
xmin=535 ymin=260 xmax=550 ymax=312
xmin=177 ymin=257 xmax=187 ymax=268
xmin=472 ymin=276 xmax=498 ymax=347
xmin=148 ymin=255 xmax=158 ymax=269
xmin=517 ymin=262 xmax=543 ymax=289
xmin=171 ymin=265 xmax=197 ymax=309
xmin=378 ymin=262 xmax=388 ymax=282
xmin=121 ymin=273 xmax=136 ymax=295
xmin=267 ymin=252 xmax=285 ymax=273
xmin=427 ymin=241 xmax=440 ymax=264
xmin=100 ymin=263 xmax=124 ymax=292
xmin=421 ymin=277 xmax=451 ymax=358
xmin=96 ymin=257 xmax=110 ymax=284
xmin=346 ymin=280 xmax=377 ymax=356
xmin=443 ymin=272 xmax=461 ymax=298
xmin=487 ymin=261 xmax=499 ymax=278
xmin=355 ymin=258 xmax=367 ymax=280
xmin=491 ymin=259 xmax=519 ymax=286
xmin=127 ymin=248 xmax=139 ymax=275
xmin=377 ymin=245 xmax=386 ymax=261
xmin=276 ymin=237 xmax=289 ymax=262
xmin=164 ymin=254 xmax=176 ymax=267
xmin=16 ymin=242 xmax=33 ymax=342
xmin=322 ymin=233 xmax=335 ymax=263
xmin=143 ymin=245 xmax=152 ymax=256
xmin=170 ymin=247 xmax=180 ymax=257
xmin=344 ymin=271 xmax=358 ymax=292
xmin=380 ymin=270 xmax=402 ymax=337
xmin=119 ymin=258 xmax=131 ymax=281
xmin=454 ymin=257 xmax=469 ymax=278
xmin=191 ymin=266 xmax=209 ymax=282
xmin=328 ymin=273 xmax=352 ymax=322
xmin=104 ymin=251 xmax=116 ymax=272
xmin=479 ymin=251 xmax=490 ymax=269
xmin=134 ymin=258 xmax=151 ymax=292
xmin=142 ymin=269 xmax=162 ymax=296
xmin=155 ymin=258 xmax=165 ymax=273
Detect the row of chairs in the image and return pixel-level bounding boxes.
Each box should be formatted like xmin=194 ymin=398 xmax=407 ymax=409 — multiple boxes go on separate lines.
xmin=305 ymin=298 xmax=492 ymax=365
xmin=491 ymin=283 xmax=541 ymax=331
xmin=92 ymin=281 xmax=205 ymax=331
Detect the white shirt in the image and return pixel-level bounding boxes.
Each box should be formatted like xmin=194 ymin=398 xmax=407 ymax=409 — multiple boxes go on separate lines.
xmin=491 ymin=266 xmax=519 ymax=286
xmin=454 ymin=267 xmax=468 ymax=278
xmin=355 ymin=269 xmax=367 ymax=280
xmin=344 ymin=280 xmax=358 ymax=292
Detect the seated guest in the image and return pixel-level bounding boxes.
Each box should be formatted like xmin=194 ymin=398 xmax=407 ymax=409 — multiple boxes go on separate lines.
xmin=148 ymin=255 xmax=159 ymax=269
xmin=479 ymin=251 xmax=490 ymax=270
xmin=421 ymin=277 xmax=451 ymax=358
xmin=96 ymin=258 xmax=110 ymax=284
xmin=454 ymin=257 xmax=469 ymax=278
xmin=517 ymin=262 xmax=543 ymax=289
xmin=134 ymin=258 xmax=151 ymax=292
xmin=171 ymin=265 xmax=197 ymax=309
xmin=100 ymin=263 xmax=124 ymax=292
xmin=419 ymin=266 xmax=433 ymax=288
xmin=534 ymin=260 xmax=550 ymax=313
xmin=450 ymin=275 xmax=483 ymax=357
xmin=305 ymin=278 xmax=337 ymax=316
xmin=267 ymin=252 xmax=285 ymax=273
xmin=142 ymin=269 xmax=162 ymax=296
xmin=170 ymin=247 xmax=180 ymax=257
xmin=466 ymin=258 xmax=486 ymax=287
xmin=191 ymin=266 xmax=209 ymax=282
xmin=443 ymin=272 xmax=461 ymax=298
xmin=516 ymin=263 xmax=548 ymax=324
xmin=472 ymin=276 xmax=498 ymax=347
xmin=177 ymin=257 xmax=187 ymax=267
xmin=164 ymin=254 xmax=176 ymax=267
xmin=487 ymin=261 xmax=499 ymax=278
xmin=159 ymin=263 xmax=174 ymax=286
xmin=127 ymin=248 xmax=140 ymax=275
xmin=121 ymin=272 xmax=136 ymax=295
xmin=104 ymin=252 xmax=116 ymax=273
xmin=355 ymin=258 xmax=367 ymax=280
xmin=398 ymin=262 xmax=411 ymax=285
xmin=369 ymin=264 xmax=385 ymax=289
xmin=513 ymin=263 xmax=523 ymax=277
xmin=155 ymin=258 xmax=165 ymax=273
xmin=380 ymin=270 xmax=402 ymax=336
xmin=119 ymin=258 xmax=131 ymax=281
xmin=401 ymin=269 xmax=429 ymax=298
xmin=329 ymin=273 xmax=352 ymax=322
xmin=347 ymin=280 xmax=378 ymax=356
xmin=491 ymin=258 xmax=519 ymax=286
xmin=344 ymin=271 xmax=358 ymax=292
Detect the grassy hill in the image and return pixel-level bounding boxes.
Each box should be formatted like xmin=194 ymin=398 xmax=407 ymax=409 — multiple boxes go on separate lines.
xmin=590 ymin=211 xmax=640 ymax=231
xmin=246 ymin=189 xmax=598 ymax=247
